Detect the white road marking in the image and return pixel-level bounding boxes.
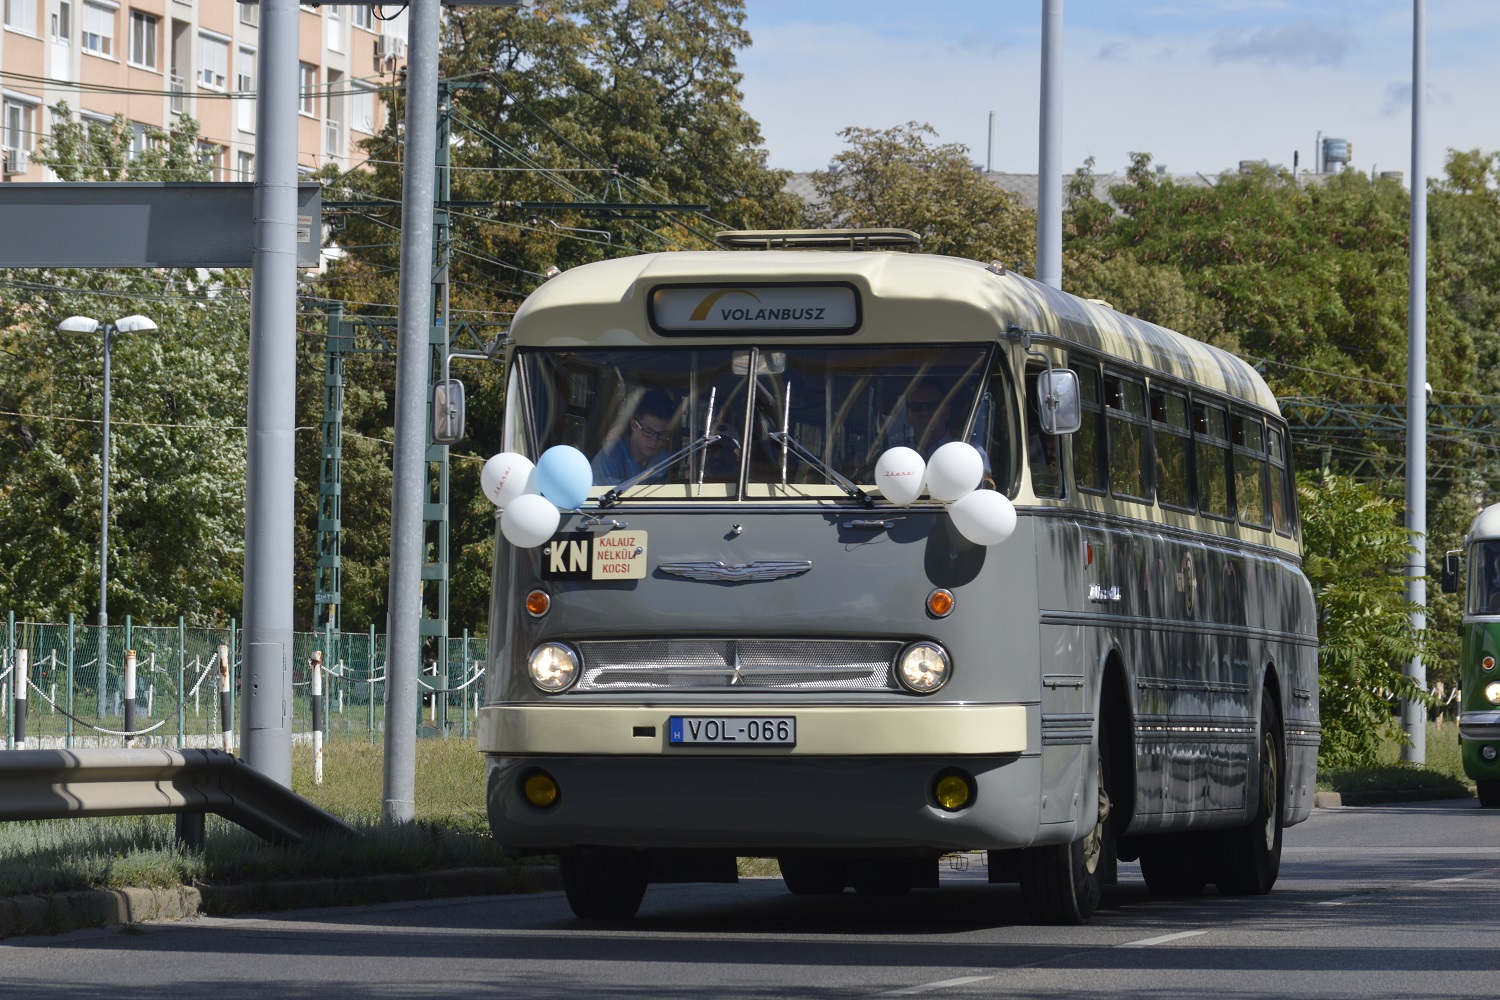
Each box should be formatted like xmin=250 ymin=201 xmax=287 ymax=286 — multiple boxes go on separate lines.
xmin=1117 ymin=929 xmax=1208 ymax=948
xmin=1318 ymin=893 xmax=1375 ymax=905
xmin=877 ymin=975 xmax=996 ymax=995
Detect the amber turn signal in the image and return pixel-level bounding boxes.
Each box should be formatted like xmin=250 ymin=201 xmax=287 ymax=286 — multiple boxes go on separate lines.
xmin=926 ymin=589 xmax=955 ymax=618
xmin=525 ymin=589 xmax=551 ymax=617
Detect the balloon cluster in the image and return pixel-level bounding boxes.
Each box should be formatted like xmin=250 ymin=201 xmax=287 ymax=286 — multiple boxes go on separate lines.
xmin=874 ymin=442 xmax=1017 ymax=545
xmin=480 ymin=446 xmax=592 ymax=548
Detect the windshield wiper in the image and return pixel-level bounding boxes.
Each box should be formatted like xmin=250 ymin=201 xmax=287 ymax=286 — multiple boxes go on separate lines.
xmin=769 ymin=431 xmax=874 ymax=508
xmin=597 ymin=433 xmax=722 ymax=507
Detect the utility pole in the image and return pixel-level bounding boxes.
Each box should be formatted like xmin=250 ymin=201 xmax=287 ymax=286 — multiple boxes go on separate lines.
xmin=1403 ymin=0 xmax=1428 ymax=763
xmin=1037 ymin=0 xmax=1063 ymax=289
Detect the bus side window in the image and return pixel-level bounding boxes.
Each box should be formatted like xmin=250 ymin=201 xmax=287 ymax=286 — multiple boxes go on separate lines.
xmin=1104 ymin=372 xmax=1151 ymax=502
xmin=1072 ymin=361 xmax=1106 ymax=494
xmin=1268 ymin=423 xmax=1295 ymax=537
xmin=1193 ymin=400 xmax=1233 ymax=520
xmin=1150 ymin=385 xmax=1192 ymax=511
xmin=1232 ymin=411 xmax=1269 ymax=529
xmin=1025 ymin=366 xmax=1063 ymax=499
xmin=1470 ymin=542 xmax=1500 ymax=614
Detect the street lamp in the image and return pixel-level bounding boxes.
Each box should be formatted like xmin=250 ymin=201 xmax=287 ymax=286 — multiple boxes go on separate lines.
xmin=57 ymin=314 xmax=157 ymax=715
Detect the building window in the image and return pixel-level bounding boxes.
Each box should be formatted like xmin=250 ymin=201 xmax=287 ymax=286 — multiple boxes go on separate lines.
xmin=128 ymin=120 xmax=150 ymax=159
xmin=351 ymin=83 xmax=375 ymax=134
xmin=237 ymin=149 xmax=253 ymax=180
xmin=323 ymin=3 xmax=340 ymax=51
xmin=80 ymin=0 xmax=113 ymax=56
xmin=196 ymin=141 xmax=222 ymax=180
xmin=3 ymin=99 xmax=36 ymax=152
xmin=351 ymin=4 xmax=370 ymax=30
xmin=127 ymin=9 xmax=156 ymax=68
xmin=238 ymin=0 xmax=255 ymax=25
xmin=298 ymin=62 xmax=317 ymax=116
xmin=49 ymin=0 xmax=70 ymax=42
xmin=235 ymin=46 xmax=255 ymax=133
xmin=197 ymin=31 xmax=227 ymax=89
xmin=4 ymin=0 xmax=38 ymax=34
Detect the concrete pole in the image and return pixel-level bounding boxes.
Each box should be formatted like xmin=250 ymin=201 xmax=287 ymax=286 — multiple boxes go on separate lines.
xmin=382 ymin=0 xmax=441 ymax=824
xmin=1403 ymin=0 xmax=1427 ymax=763
xmin=1037 ymin=0 xmax=1063 ymax=290
xmin=240 ymin=0 xmax=300 ymax=785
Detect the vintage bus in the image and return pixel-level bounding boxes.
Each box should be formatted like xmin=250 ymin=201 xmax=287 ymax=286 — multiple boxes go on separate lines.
xmin=1443 ymin=505 xmax=1500 ymax=808
xmin=478 ymin=229 xmax=1320 ymax=923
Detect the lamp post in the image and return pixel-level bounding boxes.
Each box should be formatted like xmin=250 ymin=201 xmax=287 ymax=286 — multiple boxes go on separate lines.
xmin=58 ymin=314 xmax=157 ymax=717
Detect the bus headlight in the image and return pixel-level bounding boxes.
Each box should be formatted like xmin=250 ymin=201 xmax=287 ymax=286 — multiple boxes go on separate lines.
xmin=896 ymin=642 xmax=950 ymax=694
xmin=1485 ymin=681 xmax=1500 ymax=706
xmin=529 ymin=642 xmax=580 ymax=692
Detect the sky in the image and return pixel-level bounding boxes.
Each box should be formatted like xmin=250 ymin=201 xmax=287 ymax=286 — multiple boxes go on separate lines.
xmin=737 ymin=0 xmax=1500 ymax=181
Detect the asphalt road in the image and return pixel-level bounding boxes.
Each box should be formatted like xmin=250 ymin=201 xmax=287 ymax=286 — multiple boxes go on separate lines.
xmin=5 ymin=799 xmax=1498 ymax=999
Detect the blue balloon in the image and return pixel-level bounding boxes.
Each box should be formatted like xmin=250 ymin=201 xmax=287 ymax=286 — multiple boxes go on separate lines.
xmin=536 ymin=445 xmax=593 ymax=510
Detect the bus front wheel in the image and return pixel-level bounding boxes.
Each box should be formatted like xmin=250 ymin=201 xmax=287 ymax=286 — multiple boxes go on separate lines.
xmin=560 ymin=850 xmax=648 ymax=919
xmin=1018 ymin=754 xmax=1112 ymax=923
xmin=1478 ymin=779 xmax=1500 ymax=808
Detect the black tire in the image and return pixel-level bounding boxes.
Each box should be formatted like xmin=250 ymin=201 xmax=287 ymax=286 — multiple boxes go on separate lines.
xmin=1137 ymin=835 xmax=1209 ymax=896
xmin=850 ymin=860 xmax=915 ymax=896
xmin=1018 ymin=749 xmax=1113 ymax=924
xmin=778 ymin=857 xmax=847 ymax=895
xmin=1478 ymin=779 xmax=1500 ymax=809
xmin=1213 ymin=688 xmax=1285 ymax=895
xmin=560 ymin=850 xmax=648 ymax=919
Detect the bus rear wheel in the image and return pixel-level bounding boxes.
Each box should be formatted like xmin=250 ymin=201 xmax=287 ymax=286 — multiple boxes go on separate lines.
xmin=1213 ymin=688 xmax=1284 ymax=895
xmin=560 ymin=850 xmax=648 ymax=919
xmin=1478 ymin=779 xmax=1500 ymax=809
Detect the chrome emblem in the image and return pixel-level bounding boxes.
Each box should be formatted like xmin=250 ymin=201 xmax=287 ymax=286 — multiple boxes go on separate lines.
xmin=658 ymin=560 xmax=812 ymax=583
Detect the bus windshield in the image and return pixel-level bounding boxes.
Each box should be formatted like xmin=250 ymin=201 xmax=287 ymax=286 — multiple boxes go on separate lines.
xmin=1470 ymin=539 xmax=1500 ymax=615
xmin=514 ymin=344 xmax=1007 ymax=500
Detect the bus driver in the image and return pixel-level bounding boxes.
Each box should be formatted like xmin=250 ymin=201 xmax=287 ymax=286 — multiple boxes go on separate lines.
xmin=591 ymin=388 xmax=676 ymax=485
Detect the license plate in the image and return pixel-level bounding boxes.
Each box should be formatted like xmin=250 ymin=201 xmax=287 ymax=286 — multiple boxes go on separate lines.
xmin=542 ymin=531 xmax=648 ymax=581
xmin=668 ymin=716 xmax=796 ymax=746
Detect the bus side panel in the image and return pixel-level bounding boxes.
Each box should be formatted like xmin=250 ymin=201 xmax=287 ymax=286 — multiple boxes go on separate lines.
xmin=1459 ymin=620 xmax=1500 ymax=784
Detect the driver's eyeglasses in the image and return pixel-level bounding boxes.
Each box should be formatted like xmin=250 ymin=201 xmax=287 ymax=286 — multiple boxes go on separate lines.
xmin=908 ymin=400 xmax=940 ymax=414
xmin=633 ymin=418 xmax=670 ymax=441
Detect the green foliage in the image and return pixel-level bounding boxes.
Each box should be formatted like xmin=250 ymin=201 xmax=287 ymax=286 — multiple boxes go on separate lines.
xmin=805 ymin=122 xmax=1034 ymax=264
xmin=36 ymin=102 xmax=212 ymax=182
xmin=1298 ymin=473 xmax=1433 ymax=769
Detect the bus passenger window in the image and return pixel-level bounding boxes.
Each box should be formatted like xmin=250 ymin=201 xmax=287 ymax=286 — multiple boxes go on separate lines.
xmin=1150 ymin=387 xmax=1192 ymax=510
xmin=1268 ymin=424 xmax=1295 ymax=537
xmin=1232 ymin=413 xmax=1269 ymax=528
xmin=1469 ymin=541 xmax=1500 ymax=615
xmin=1104 ymin=373 xmax=1150 ymax=502
xmin=1072 ymin=363 xmax=1105 ymax=494
xmin=1193 ymin=401 xmax=1232 ymax=519
xmin=1025 ymin=367 xmax=1063 ymax=499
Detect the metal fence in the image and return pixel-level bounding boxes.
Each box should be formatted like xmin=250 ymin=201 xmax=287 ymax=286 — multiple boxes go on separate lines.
xmin=1 ymin=613 xmax=488 ymax=750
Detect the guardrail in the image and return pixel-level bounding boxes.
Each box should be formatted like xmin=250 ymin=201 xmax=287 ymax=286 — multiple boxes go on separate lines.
xmin=0 ymin=748 xmax=356 ymax=845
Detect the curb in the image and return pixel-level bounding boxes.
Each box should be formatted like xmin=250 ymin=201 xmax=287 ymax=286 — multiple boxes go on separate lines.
xmin=0 ymin=865 xmax=561 ymax=940
xmin=1315 ymin=787 xmax=1472 ymax=808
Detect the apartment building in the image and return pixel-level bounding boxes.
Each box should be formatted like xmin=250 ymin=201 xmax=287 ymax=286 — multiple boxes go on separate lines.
xmin=1 ymin=0 xmax=407 ymax=180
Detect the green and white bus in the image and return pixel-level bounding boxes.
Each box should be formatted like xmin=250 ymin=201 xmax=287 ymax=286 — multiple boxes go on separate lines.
xmin=1443 ymin=505 xmax=1500 ymax=808
xmin=478 ymin=230 xmax=1320 ymax=923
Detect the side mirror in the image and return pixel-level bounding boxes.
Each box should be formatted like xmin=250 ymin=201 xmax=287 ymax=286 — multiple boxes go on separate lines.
xmin=1036 ymin=369 xmax=1081 ymax=435
xmin=432 ymin=379 xmax=466 ymax=444
xmin=1441 ymin=550 xmax=1460 ymax=594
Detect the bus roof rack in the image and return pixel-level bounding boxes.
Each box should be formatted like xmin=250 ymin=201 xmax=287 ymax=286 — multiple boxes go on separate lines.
xmin=714 ymin=228 xmax=922 ymax=251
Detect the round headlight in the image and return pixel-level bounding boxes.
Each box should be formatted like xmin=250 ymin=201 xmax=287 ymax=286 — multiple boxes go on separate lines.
xmin=529 ymin=642 xmax=580 ymax=692
xmin=1485 ymin=681 xmax=1500 ymax=706
xmin=896 ymin=642 xmax=950 ymax=694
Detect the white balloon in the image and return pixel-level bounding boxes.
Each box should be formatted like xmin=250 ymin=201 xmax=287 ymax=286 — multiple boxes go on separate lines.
xmin=480 ymin=452 xmax=537 ymax=509
xmin=925 ymin=442 xmax=985 ymax=502
xmin=500 ymin=493 xmax=560 ymax=548
xmin=948 ymin=489 xmax=1018 ymax=546
xmin=874 ymin=446 xmax=926 ymax=506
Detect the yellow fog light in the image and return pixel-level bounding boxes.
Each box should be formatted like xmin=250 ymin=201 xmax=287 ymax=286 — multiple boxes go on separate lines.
xmin=522 ymin=770 xmax=560 ymax=807
xmin=932 ymin=771 xmax=975 ymax=812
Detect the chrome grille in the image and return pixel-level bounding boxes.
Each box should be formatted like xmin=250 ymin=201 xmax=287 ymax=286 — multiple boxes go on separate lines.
xmin=573 ymin=638 xmax=901 ymax=692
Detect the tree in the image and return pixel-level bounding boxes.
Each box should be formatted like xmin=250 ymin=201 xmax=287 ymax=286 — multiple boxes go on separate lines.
xmin=0 ymin=108 xmax=249 ymax=624
xmin=1298 ymin=473 xmax=1432 ymax=769
xmin=805 ymin=122 xmax=1034 ymax=265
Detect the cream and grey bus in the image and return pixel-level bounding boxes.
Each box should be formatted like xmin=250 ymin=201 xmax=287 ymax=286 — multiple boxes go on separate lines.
xmin=478 ymin=229 xmax=1320 ymax=924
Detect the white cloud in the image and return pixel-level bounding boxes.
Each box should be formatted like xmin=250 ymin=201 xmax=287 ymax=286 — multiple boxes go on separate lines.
xmin=1209 ymin=18 xmax=1354 ymax=67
